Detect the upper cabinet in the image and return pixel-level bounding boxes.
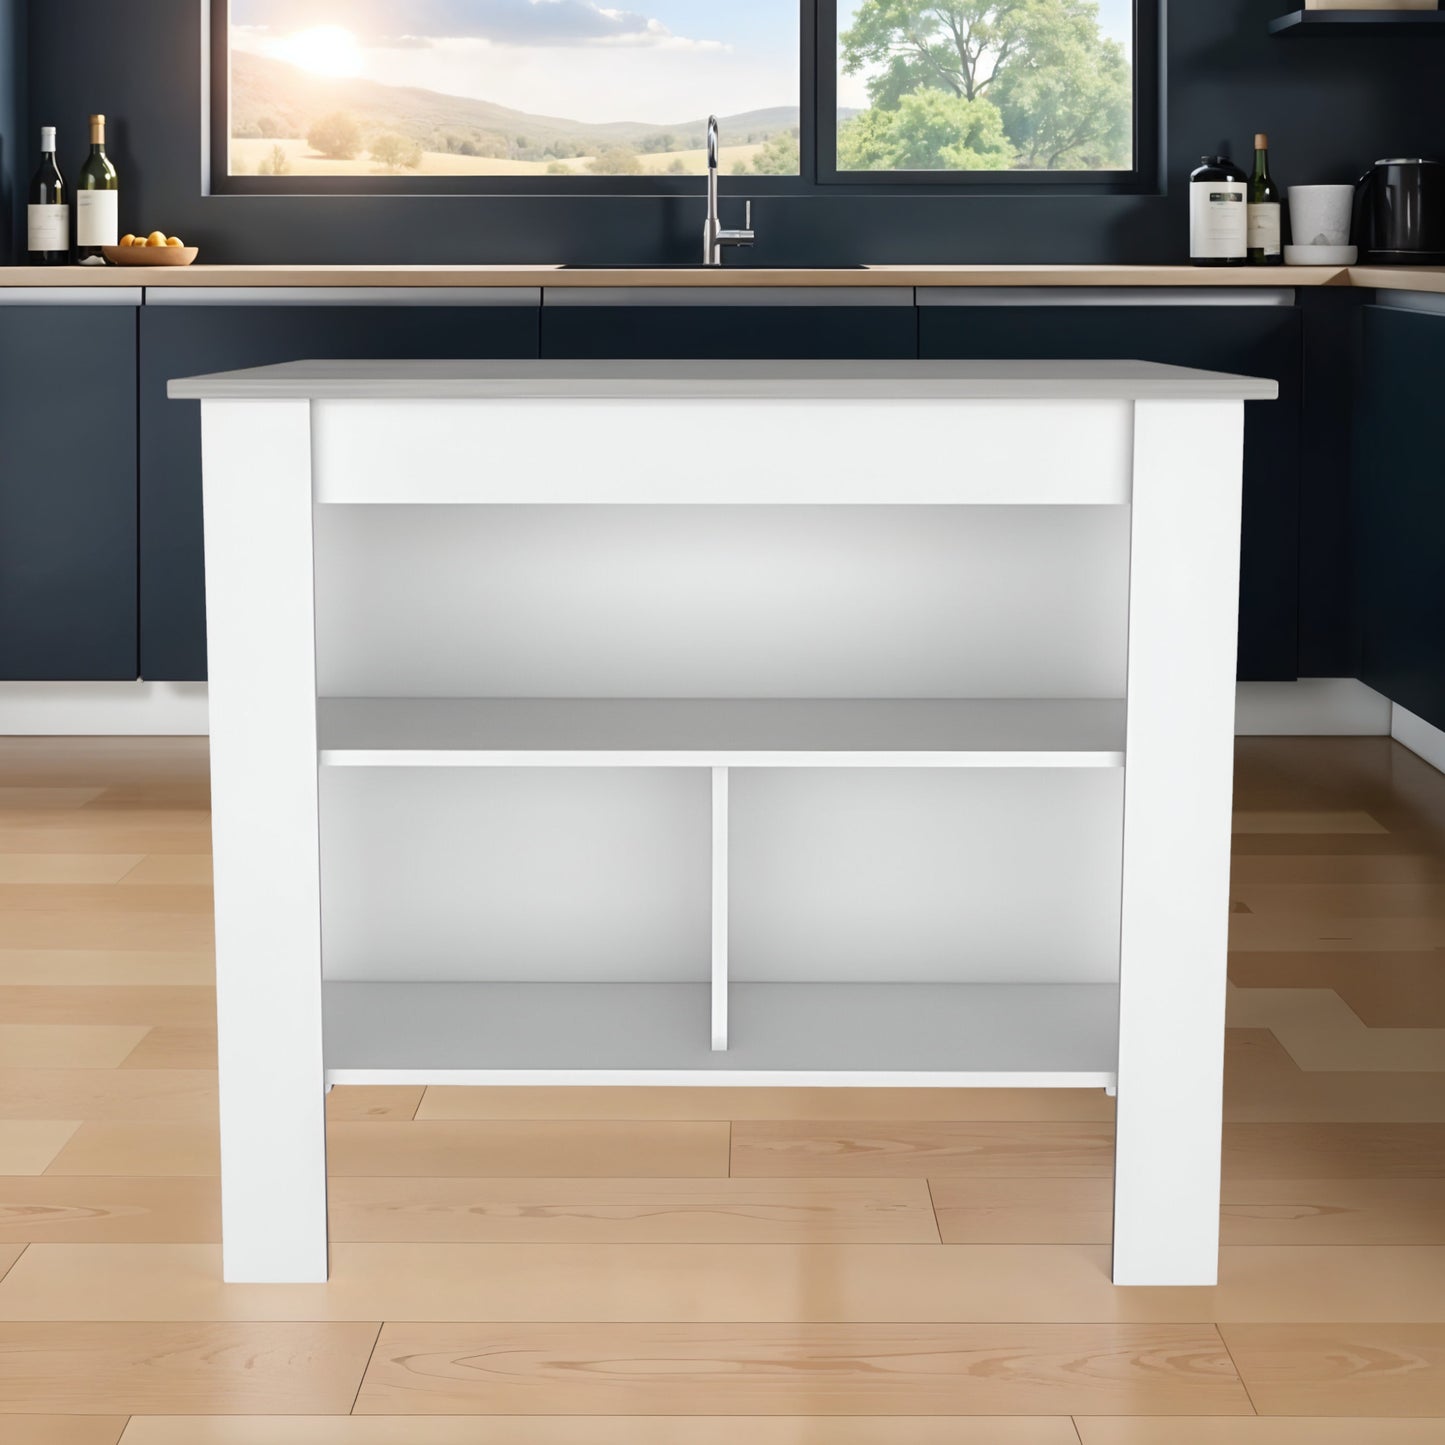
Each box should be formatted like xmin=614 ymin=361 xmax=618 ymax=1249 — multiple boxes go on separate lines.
xmin=0 ymin=294 xmax=140 ymax=681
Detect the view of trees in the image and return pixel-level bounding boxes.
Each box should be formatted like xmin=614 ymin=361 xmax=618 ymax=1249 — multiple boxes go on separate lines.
xmin=306 ymin=111 xmax=362 ymax=161
xmin=838 ymin=0 xmax=1131 ymax=172
xmin=733 ymin=128 xmax=801 ymax=177
xmin=370 ymin=133 xmax=424 ymax=173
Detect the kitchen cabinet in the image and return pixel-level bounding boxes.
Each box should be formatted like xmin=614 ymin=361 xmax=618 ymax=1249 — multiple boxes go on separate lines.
xmin=919 ymin=298 xmax=1303 ymax=682
xmin=138 ymin=294 xmax=541 ymax=681
xmin=1356 ymin=304 xmax=1445 ymax=730
xmin=541 ymin=289 xmax=918 ymax=360
xmin=0 ymin=295 xmax=139 ymax=680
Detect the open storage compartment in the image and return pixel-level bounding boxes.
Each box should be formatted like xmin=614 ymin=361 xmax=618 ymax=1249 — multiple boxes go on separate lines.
xmin=313 ymin=500 xmax=1130 ymax=1087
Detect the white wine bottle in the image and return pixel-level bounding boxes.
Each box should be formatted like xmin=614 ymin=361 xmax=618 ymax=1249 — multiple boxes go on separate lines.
xmin=1248 ymin=134 xmax=1284 ymax=266
xmin=27 ymin=127 xmax=69 ymax=266
xmin=75 ymin=114 xmax=118 ymax=265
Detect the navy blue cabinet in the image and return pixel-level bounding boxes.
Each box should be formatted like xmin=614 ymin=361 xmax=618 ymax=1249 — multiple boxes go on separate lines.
xmin=542 ymin=296 xmax=918 ymax=360
xmin=919 ymin=301 xmax=1304 ymax=682
xmin=140 ymin=300 xmax=540 ymax=681
xmin=0 ymin=301 xmax=139 ymax=680
xmin=1356 ymin=304 xmax=1445 ymax=730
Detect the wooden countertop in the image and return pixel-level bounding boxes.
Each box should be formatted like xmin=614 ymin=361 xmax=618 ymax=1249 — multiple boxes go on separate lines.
xmin=3 ymin=262 xmax=1445 ymax=291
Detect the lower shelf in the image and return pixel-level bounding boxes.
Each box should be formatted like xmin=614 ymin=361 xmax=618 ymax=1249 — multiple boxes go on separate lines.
xmin=322 ymin=981 xmax=1119 ymax=1088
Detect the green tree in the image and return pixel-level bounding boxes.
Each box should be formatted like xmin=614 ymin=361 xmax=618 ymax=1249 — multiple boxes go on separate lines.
xmin=993 ymin=27 xmax=1130 ymax=168
xmin=838 ymin=89 xmax=1013 ymax=171
xmin=587 ymin=146 xmax=643 ymax=175
xmin=257 ymin=143 xmax=292 ymax=177
xmin=307 ymin=111 xmax=362 ymax=160
xmin=747 ymin=128 xmax=801 ymax=176
xmin=839 ymin=1 xmax=1130 ymax=171
xmin=546 ymin=159 xmax=573 ymax=175
xmin=370 ymin=133 xmax=423 ymax=173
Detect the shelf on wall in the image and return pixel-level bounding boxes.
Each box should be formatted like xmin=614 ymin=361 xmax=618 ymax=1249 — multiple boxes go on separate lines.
xmin=316 ymin=697 xmax=1128 ymax=770
xmin=322 ymin=980 xmax=1121 ymax=1087
xmin=1270 ymin=9 xmax=1445 ymax=37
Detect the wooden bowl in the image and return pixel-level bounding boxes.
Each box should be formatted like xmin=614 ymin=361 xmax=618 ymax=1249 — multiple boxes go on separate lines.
xmin=101 ymin=245 xmax=199 ymax=267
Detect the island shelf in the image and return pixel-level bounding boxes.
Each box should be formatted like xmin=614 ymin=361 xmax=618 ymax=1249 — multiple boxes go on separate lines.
xmin=170 ymin=358 xmax=1276 ymax=1289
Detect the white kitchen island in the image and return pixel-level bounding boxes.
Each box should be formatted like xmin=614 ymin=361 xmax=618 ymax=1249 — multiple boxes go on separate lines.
xmin=169 ymin=358 xmax=1276 ymax=1288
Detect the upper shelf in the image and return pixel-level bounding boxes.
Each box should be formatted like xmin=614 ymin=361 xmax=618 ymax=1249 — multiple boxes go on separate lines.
xmin=317 ymin=698 xmax=1128 ymax=770
xmin=1270 ymin=9 xmax=1445 ymax=37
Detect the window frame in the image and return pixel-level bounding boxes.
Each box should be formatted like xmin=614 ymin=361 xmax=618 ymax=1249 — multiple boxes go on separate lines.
xmin=209 ymin=0 xmax=816 ymax=197
xmin=818 ymin=0 xmax=1161 ymax=191
xmin=208 ymin=0 xmax=1160 ymax=198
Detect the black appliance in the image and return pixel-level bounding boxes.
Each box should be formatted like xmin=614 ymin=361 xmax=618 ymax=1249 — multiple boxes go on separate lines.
xmin=1354 ymin=158 xmax=1445 ymax=264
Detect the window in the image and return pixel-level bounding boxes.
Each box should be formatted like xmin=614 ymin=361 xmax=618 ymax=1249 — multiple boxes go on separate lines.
xmin=211 ymin=2 xmax=1155 ymax=194
xmin=826 ymin=1 xmax=1144 ymax=180
xmin=217 ymin=0 xmax=801 ymax=189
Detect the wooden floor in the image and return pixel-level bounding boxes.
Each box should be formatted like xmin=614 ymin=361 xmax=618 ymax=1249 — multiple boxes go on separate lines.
xmin=1 ymin=735 xmax=1444 ymax=1442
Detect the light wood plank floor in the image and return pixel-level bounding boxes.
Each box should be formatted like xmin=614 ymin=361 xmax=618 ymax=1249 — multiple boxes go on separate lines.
xmin=0 ymin=735 xmax=1443 ymax=1437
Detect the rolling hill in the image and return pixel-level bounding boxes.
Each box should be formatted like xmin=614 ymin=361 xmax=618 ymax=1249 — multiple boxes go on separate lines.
xmin=230 ymin=49 xmax=798 ymax=162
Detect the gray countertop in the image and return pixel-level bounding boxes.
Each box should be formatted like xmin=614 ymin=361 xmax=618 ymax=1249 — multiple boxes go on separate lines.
xmin=168 ymin=357 xmax=1280 ymax=402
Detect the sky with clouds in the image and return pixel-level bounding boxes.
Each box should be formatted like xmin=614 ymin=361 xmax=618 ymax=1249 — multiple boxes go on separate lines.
xmin=231 ymin=1 xmax=799 ymax=123
xmin=232 ymin=1 xmax=1133 ymax=125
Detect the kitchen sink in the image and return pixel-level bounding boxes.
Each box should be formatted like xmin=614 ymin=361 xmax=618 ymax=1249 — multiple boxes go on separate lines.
xmin=559 ymin=263 xmax=867 ymax=270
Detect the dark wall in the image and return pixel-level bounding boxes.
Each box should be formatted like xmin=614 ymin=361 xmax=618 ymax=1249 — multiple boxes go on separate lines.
xmin=0 ymin=0 xmax=22 ymax=263
xmin=18 ymin=1 xmax=1445 ymax=265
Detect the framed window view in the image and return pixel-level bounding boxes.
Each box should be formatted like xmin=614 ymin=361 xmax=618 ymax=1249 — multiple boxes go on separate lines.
xmin=210 ymin=1 xmax=1158 ymax=195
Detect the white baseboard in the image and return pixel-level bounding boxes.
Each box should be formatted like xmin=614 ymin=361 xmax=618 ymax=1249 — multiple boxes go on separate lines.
xmin=1234 ymin=679 xmax=1392 ymax=737
xmin=1392 ymin=702 xmax=1445 ymax=774
xmin=0 ymin=678 xmax=1395 ymax=740
xmin=0 ymin=683 xmax=209 ymax=736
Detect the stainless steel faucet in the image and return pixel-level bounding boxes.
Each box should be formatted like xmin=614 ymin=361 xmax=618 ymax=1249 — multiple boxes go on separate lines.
xmin=703 ymin=115 xmax=755 ymax=266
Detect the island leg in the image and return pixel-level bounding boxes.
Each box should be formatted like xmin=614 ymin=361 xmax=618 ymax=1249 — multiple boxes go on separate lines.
xmin=1113 ymin=399 xmax=1244 ymax=1286
xmin=200 ymin=398 xmax=329 ymax=1283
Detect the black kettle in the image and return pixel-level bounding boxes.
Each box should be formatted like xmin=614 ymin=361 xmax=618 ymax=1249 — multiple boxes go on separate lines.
xmin=1353 ymin=158 xmax=1445 ymax=263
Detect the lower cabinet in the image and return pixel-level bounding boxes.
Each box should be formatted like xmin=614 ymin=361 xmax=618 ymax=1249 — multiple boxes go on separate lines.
xmin=919 ymin=301 xmax=1304 ymax=682
xmin=0 ymin=300 xmax=139 ymax=680
xmin=140 ymin=299 xmax=541 ymax=681
xmin=1356 ymin=304 xmax=1445 ymax=730
xmin=541 ymin=293 xmax=919 ymax=360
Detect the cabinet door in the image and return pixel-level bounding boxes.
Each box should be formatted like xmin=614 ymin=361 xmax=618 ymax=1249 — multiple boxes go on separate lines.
xmin=1357 ymin=305 xmax=1445 ymax=729
xmin=0 ymin=303 xmax=138 ymax=680
xmin=542 ymin=301 xmax=918 ymax=360
xmin=140 ymin=302 xmax=540 ymax=682
xmin=920 ymin=303 xmax=1303 ymax=682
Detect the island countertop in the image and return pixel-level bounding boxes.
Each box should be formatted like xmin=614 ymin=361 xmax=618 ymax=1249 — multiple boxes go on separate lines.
xmin=169 ymin=356 xmax=1281 ymax=402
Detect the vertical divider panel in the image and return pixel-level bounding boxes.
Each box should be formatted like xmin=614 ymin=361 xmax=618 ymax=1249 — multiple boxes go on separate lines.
xmin=712 ymin=765 xmax=729 ymax=1051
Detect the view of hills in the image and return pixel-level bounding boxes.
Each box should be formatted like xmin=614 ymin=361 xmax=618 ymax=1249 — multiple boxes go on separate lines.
xmin=230 ymin=50 xmax=799 ymax=175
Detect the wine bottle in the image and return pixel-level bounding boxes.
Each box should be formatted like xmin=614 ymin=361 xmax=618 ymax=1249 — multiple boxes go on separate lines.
xmin=1189 ymin=155 xmax=1248 ymax=267
xmin=74 ymin=114 xmax=119 ymax=265
xmin=1248 ymin=133 xmax=1283 ymax=266
xmin=27 ymin=127 xmax=69 ymax=266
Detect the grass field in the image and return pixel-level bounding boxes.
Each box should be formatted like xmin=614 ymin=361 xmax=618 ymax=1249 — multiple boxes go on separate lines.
xmin=230 ymin=136 xmax=774 ymax=179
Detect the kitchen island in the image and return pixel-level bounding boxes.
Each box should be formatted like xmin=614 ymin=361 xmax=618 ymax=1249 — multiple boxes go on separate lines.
xmin=170 ymin=358 xmax=1275 ymax=1289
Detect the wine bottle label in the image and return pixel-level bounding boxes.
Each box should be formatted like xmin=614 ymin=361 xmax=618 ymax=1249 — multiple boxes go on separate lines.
xmin=27 ymin=204 xmax=69 ymax=252
xmin=76 ymin=190 xmax=118 ymax=246
xmin=1248 ymin=202 xmax=1282 ymax=254
xmin=1190 ymin=180 xmax=1247 ymax=259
